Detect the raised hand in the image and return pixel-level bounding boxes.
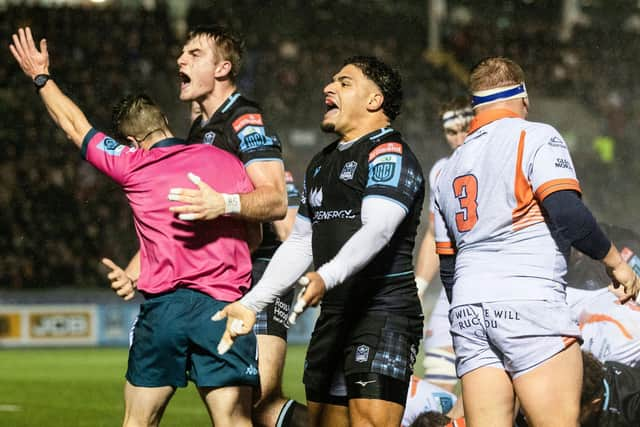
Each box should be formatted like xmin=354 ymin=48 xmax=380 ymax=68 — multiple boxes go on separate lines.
xmin=9 ymin=27 xmax=49 ymax=79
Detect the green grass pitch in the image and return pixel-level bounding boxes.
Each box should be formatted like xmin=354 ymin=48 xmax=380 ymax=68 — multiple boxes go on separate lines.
xmin=0 ymin=344 xmax=425 ymax=426
xmin=0 ymin=345 xmax=308 ymax=427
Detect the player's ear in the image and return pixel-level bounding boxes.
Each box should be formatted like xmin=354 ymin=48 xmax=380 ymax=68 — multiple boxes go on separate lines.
xmin=214 ymin=60 xmax=232 ymax=79
xmin=126 ymin=136 xmax=139 ymax=149
xmin=367 ymin=92 xmax=384 ymax=113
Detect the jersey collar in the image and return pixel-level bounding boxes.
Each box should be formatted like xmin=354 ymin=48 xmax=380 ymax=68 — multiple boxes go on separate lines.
xmin=150 ymin=137 xmax=186 ymax=150
xmin=467 ymin=109 xmax=521 ymax=135
xmin=198 ymin=91 xmax=242 ymax=128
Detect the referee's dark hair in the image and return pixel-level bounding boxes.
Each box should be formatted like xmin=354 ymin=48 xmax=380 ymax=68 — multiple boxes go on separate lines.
xmin=112 ymin=94 xmax=168 ymax=143
xmin=186 ymin=25 xmax=245 ymax=81
xmin=345 ymin=55 xmax=403 ymax=121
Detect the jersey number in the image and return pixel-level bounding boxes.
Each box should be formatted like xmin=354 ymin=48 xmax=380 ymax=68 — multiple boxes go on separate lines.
xmin=453 ymin=175 xmax=478 ymax=232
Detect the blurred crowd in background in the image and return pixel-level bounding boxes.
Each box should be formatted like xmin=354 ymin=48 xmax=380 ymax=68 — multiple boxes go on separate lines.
xmin=2 ymin=0 xmax=640 ymax=290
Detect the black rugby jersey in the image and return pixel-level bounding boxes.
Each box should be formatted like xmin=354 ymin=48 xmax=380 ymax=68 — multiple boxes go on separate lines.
xmin=298 ymin=127 xmax=425 ymax=313
xmin=596 ymin=361 xmax=640 ymax=427
xmin=188 ymin=92 xmax=287 ymax=260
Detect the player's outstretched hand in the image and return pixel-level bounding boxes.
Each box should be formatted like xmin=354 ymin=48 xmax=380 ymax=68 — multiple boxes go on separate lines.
xmin=168 ymin=172 xmax=226 ymax=221
xmin=288 ymin=272 xmax=326 ymax=325
xmin=9 ymin=27 xmax=49 ymax=79
xmin=101 ymin=258 xmax=136 ymax=301
xmin=212 ymin=302 xmax=256 ymax=355
xmin=608 ymin=261 xmax=640 ymax=304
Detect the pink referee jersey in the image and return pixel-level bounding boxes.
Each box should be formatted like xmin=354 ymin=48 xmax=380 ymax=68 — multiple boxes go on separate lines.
xmin=82 ymin=128 xmax=254 ymax=301
xmin=434 ymin=109 xmax=581 ymax=307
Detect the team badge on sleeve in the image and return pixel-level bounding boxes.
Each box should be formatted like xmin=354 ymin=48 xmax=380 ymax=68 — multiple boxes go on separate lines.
xmin=368 ymin=153 xmax=402 ymax=187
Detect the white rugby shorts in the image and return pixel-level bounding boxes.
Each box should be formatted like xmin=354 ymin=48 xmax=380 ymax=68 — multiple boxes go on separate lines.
xmin=450 ymin=300 xmax=580 ymax=378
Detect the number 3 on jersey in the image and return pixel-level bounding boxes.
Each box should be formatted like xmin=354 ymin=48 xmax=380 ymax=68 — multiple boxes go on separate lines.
xmin=453 ymin=174 xmax=478 ymax=232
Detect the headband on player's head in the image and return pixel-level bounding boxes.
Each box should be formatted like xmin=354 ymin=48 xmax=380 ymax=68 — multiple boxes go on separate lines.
xmin=471 ymin=82 xmax=527 ymax=109
xmin=442 ymin=107 xmax=474 ymax=130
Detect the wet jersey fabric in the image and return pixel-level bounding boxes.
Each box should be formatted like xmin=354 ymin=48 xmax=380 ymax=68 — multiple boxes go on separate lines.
xmin=434 ymin=109 xmax=582 ymax=307
xmin=298 ymin=127 xmax=425 ymax=314
xmin=82 ymin=129 xmax=254 ymax=301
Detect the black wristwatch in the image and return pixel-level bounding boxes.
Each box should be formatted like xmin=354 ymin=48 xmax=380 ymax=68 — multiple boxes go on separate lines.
xmin=33 ymin=74 xmax=51 ymax=90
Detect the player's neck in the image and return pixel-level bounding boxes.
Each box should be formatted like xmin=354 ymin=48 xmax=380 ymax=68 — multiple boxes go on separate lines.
xmin=340 ymin=117 xmax=390 ymax=142
xmin=199 ymin=84 xmax=237 ymax=121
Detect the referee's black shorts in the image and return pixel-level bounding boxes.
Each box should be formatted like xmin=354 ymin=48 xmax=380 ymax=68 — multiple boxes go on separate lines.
xmin=304 ymin=310 xmax=422 ymax=406
xmin=251 ymin=257 xmax=294 ymax=340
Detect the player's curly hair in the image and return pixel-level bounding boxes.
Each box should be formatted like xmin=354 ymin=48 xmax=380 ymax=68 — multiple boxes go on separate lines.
xmin=345 ymin=56 xmax=403 ymax=121
xmin=186 ymin=25 xmax=245 ymax=81
xmin=112 ymin=94 xmax=168 ymax=143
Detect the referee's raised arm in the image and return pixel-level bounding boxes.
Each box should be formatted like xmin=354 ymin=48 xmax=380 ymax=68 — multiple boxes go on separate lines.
xmin=9 ymin=27 xmax=91 ymax=148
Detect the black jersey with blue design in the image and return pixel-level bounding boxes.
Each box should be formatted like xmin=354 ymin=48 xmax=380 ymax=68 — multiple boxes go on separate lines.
xmin=188 ymin=92 xmax=286 ymax=260
xmin=298 ymin=128 xmax=425 ymax=313
xmin=188 ymin=92 xmax=282 ymax=165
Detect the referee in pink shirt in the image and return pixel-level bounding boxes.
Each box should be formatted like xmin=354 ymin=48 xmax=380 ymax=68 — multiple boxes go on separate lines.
xmin=10 ymin=27 xmax=259 ymax=427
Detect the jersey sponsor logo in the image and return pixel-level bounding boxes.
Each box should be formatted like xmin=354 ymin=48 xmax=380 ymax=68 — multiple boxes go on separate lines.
xmin=232 ymin=113 xmax=264 ymax=132
xmin=309 ymin=187 xmax=323 ymax=208
xmin=548 ymin=136 xmax=567 ymax=147
xmin=339 ymin=161 xmax=358 ymax=181
xmin=355 ymin=380 xmax=376 ymax=387
xmin=368 ymin=142 xmax=403 ymax=161
xmin=554 ymin=158 xmax=573 ymax=170
xmin=237 ymin=126 xmax=276 ymax=152
xmin=368 ymin=153 xmax=402 ymax=187
xmin=355 ymin=344 xmax=370 ymax=363
xmin=313 ymin=209 xmax=356 ymax=221
xmin=203 ymin=131 xmax=216 ymax=145
xmin=97 ymin=137 xmax=125 ymax=156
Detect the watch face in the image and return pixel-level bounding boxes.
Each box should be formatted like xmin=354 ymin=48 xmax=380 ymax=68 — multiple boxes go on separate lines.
xmin=34 ymin=74 xmax=49 ymax=88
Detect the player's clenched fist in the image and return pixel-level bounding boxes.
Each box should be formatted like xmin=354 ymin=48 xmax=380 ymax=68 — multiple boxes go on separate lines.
xmin=608 ymin=260 xmax=640 ymax=303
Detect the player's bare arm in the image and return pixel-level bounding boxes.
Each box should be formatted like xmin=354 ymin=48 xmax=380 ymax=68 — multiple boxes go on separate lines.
xmin=168 ymin=160 xmax=287 ymax=222
xmin=9 ymin=27 xmax=91 ymax=147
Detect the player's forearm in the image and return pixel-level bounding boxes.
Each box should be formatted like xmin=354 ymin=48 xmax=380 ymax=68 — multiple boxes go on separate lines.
xmin=601 ymin=243 xmax=624 ymax=271
xmin=415 ymin=227 xmax=439 ymax=282
xmin=240 ymin=216 xmax=313 ymax=312
xmin=38 ymin=81 xmax=92 ymax=148
xmin=237 ymin=185 xmax=287 ymax=222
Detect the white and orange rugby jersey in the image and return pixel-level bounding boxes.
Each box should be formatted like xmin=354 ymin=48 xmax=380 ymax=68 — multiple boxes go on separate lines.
xmin=428 ymin=157 xmax=450 ymax=218
xmin=401 ymin=375 xmax=457 ymax=426
xmin=434 ymin=109 xmax=581 ymax=307
xmin=567 ymin=287 xmax=640 ymax=367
